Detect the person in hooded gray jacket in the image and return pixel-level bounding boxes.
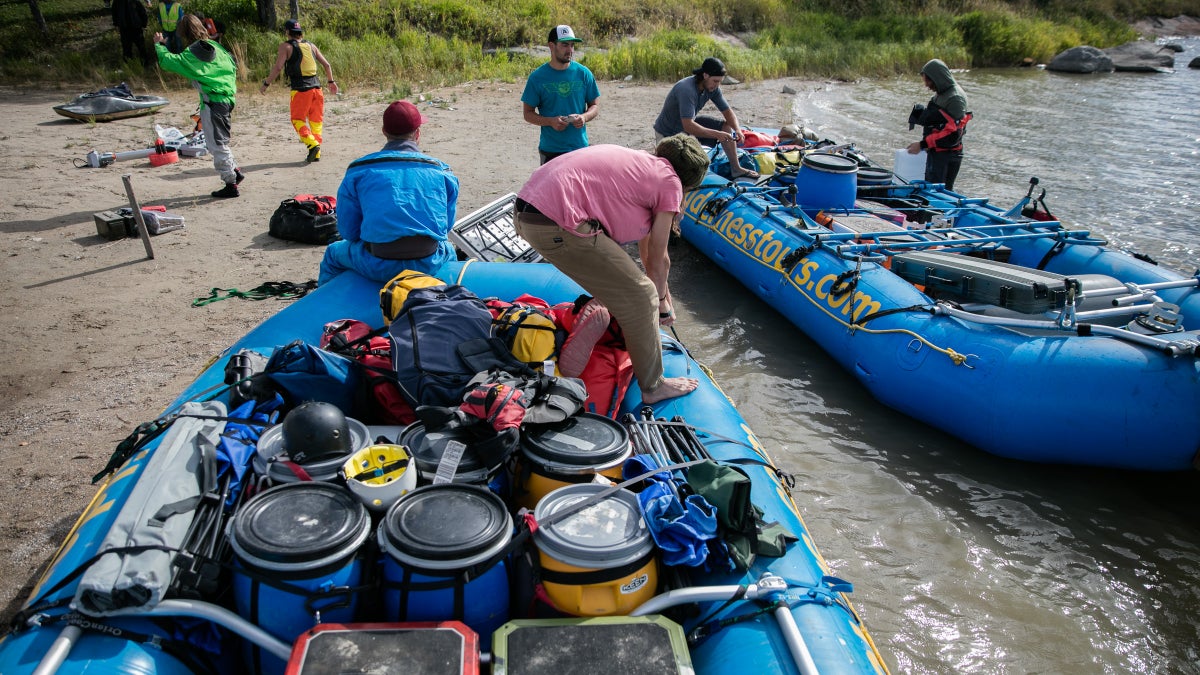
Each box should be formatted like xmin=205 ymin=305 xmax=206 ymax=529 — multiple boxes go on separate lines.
xmin=906 ymin=58 xmax=971 ymax=191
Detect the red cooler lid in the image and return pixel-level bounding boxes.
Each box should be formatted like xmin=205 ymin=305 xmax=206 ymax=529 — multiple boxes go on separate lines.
xmin=286 ymin=621 xmax=479 ymax=675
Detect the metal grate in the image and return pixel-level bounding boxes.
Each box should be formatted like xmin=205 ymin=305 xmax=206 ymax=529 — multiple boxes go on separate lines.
xmin=449 ymin=192 xmax=543 ymax=263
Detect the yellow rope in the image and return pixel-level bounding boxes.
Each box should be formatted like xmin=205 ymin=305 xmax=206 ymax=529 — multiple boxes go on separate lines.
xmin=453 ymin=258 xmax=476 ymax=285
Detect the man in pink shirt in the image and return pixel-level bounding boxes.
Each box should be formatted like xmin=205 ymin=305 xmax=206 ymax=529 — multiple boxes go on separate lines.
xmin=514 ymin=134 xmax=709 ymax=403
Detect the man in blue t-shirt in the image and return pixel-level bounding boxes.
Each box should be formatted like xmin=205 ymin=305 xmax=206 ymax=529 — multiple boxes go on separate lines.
xmin=521 ymin=25 xmax=600 ymax=164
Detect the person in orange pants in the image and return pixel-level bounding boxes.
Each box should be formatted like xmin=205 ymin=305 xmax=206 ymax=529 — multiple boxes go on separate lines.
xmin=260 ymin=19 xmax=338 ymax=163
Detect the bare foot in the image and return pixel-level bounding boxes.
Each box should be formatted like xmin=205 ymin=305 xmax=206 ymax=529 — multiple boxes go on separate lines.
xmin=641 ymin=376 xmax=699 ymax=404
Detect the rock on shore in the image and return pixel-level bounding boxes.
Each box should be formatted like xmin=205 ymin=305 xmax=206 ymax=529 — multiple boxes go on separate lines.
xmin=1131 ymin=15 xmax=1200 ymax=36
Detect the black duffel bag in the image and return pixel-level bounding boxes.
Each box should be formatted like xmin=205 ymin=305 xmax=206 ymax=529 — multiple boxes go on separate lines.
xmin=268 ymin=194 xmax=341 ymax=245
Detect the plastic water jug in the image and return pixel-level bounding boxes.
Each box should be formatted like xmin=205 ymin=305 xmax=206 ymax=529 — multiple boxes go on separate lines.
xmin=893 ymin=149 xmax=926 ymax=182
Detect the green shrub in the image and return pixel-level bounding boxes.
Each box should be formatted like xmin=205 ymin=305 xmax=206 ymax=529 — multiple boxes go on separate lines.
xmin=724 ymin=0 xmax=791 ymax=32
xmin=584 ymin=30 xmax=731 ymax=81
xmin=189 ymin=0 xmax=257 ymax=25
xmin=953 ymin=10 xmax=1132 ymax=64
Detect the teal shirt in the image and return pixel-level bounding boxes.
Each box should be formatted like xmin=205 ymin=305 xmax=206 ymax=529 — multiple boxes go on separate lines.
xmin=521 ymin=61 xmax=600 ymax=154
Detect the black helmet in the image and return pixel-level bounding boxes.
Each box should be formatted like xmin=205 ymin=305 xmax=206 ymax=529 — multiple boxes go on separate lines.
xmin=282 ymin=401 xmax=353 ymax=464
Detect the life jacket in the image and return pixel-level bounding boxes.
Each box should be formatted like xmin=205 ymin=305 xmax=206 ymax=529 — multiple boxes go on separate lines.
xmin=549 ymin=296 xmax=632 ymax=418
xmin=285 ymin=39 xmax=321 ymax=91
xmin=462 ymin=368 xmax=586 ymax=426
xmin=920 ymin=104 xmax=972 ymax=153
xmin=460 ymin=379 xmax=526 ymax=431
xmin=576 ymin=344 xmax=633 ymax=418
xmin=774 ymin=148 xmax=803 ymax=164
xmin=753 ymin=147 xmax=804 ymax=177
xmin=158 ymin=1 xmax=182 ymax=31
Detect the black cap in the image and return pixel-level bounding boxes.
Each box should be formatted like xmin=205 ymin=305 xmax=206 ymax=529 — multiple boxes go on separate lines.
xmin=692 ymin=57 xmax=726 ymax=77
xmin=283 ymin=19 xmax=302 ymax=34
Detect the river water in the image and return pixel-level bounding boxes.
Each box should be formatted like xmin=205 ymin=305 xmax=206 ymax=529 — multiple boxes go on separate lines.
xmin=666 ymin=38 xmax=1200 ymax=673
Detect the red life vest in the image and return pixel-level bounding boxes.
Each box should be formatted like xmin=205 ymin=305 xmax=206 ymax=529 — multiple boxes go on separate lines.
xmin=550 ymin=296 xmax=633 ymax=418
xmin=319 ymin=319 xmax=416 ymax=425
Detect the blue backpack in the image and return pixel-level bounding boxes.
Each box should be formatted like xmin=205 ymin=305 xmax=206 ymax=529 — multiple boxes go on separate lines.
xmin=390 ymin=284 xmax=516 ymax=407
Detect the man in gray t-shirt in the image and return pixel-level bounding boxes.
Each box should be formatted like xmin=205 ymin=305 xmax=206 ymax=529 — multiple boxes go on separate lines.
xmin=653 ymin=57 xmax=757 ymax=180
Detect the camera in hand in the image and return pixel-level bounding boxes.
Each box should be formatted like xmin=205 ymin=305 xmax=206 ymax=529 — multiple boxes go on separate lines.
xmin=907 ymin=104 xmax=925 ymax=130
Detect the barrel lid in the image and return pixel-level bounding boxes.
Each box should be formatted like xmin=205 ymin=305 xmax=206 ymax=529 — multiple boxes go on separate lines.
xmin=400 ymin=422 xmax=491 ymax=482
xmin=521 ymin=413 xmax=629 ymax=467
xmin=380 ymin=484 xmax=512 ymax=565
xmin=533 ymin=484 xmax=651 ymax=567
xmin=801 ymin=152 xmax=859 ymax=174
xmin=856 ymin=166 xmax=894 ymax=184
xmin=230 ymin=482 xmax=370 ymax=569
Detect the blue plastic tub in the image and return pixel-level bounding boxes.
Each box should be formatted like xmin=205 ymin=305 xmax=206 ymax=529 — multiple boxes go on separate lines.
xmin=377 ymin=484 xmax=513 ymax=645
xmin=229 ymin=481 xmax=372 ymax=675
xmin=794 ymin=152 xmax=859 ymax=211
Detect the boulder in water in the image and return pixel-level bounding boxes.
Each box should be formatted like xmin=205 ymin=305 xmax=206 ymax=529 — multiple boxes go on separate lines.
xmin=1104 ymin=40 xmax=1175 ymax=72
xmin=1047 ymin=46 xmax=1114 ymax=74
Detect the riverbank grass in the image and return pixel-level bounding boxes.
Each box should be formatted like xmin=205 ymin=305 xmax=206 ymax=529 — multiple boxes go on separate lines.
xmin=0 ymin=0 xmax=1148 ymax=88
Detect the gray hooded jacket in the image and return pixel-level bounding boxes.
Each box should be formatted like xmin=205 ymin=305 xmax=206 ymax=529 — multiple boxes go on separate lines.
xmin=915 ymin=59 xmax=970 ymax=152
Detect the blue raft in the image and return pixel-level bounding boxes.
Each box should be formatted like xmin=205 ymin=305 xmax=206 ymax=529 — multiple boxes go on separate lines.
xmin=0 ymin=260 xmax=887 ymax=674
xmin=682 ymin=145 xmax=1200 ymax=471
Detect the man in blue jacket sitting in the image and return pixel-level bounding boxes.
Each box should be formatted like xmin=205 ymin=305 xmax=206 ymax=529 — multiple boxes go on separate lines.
xmin=318 ymin=100 xmax=459 ymax=285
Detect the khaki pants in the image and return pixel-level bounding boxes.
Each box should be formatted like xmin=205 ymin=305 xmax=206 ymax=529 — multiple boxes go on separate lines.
xmin=514 ymin=212 xmax=664 ymax=393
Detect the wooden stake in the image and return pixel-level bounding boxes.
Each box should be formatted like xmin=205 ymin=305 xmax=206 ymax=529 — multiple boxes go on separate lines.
xmin=121 ymin=174 xmax=155 ymax=260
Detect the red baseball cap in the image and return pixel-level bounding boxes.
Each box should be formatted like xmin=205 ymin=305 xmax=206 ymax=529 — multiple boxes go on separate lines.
xmin=383 ymin=100 xmax=427 ymax=136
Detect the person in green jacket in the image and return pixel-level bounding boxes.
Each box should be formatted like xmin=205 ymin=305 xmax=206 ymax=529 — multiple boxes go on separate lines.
xmin=155 ymin=14 xmax=243 ymax=198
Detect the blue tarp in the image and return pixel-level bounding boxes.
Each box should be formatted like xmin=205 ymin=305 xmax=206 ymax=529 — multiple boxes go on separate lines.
xmin=624 ymin=455 xmax=718 ymax=568
xmin=215 ymin=394 xmax=284 ymax=508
